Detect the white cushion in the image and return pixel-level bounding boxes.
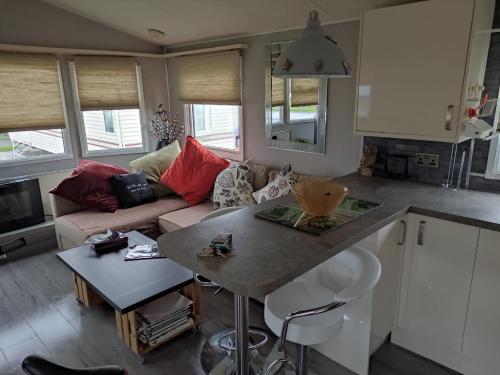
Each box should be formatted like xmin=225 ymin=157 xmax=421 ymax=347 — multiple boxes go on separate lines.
xmin=264 ymin=281 xmax=344 ymax=346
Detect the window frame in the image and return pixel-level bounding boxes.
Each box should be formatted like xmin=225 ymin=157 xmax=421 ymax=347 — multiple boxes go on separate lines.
xmin=184 ymin=103 xmax=244 ymax=161
xmin=69 ymin=61 xmax=148 ymax=157
xmin=0 ymin=59 xmax=73 ymax=167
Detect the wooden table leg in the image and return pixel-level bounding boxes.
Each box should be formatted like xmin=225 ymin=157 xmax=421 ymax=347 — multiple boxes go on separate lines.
xmin=71 ymin=273 xmax=103 ymax=309
xmin=182 ymin=282 xmax=202 ymax=327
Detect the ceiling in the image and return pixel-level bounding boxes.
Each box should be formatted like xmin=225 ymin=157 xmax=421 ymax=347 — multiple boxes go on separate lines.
xmin=41 ymin=0 xmax=418 ymax=47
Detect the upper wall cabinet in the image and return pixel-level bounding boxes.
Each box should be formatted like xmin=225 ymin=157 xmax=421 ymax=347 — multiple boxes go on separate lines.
xmin=355 ymin=0 xmax=494 ymax=143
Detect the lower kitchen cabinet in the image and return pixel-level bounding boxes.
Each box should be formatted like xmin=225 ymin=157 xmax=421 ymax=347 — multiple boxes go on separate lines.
xmin=462 ymin=229 xmax=500 ymax=375
xmin=392 ymin=214 xmax=479 ymax=372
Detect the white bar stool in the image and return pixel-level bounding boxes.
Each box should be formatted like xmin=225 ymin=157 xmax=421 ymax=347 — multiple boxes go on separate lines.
xmin=263 ymin=246 xmax=381 ymax=375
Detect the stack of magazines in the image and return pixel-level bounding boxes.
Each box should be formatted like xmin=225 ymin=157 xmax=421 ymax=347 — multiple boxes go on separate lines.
xmin=136 ymin=292 xmax=194 ymax=346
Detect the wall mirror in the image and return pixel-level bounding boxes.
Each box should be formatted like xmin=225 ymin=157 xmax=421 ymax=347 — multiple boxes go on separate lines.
xmin=265 ymin=41 xmax=328 ymax=154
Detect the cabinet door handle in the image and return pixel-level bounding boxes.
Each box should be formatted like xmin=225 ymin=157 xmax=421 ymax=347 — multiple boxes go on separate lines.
xmin=417 ymin=221 xmax=426 ymax=246
xmin=398 ymin=220 xmax=407 ymax=245
xmin=445 ymin=105 xmax=454 ymax=131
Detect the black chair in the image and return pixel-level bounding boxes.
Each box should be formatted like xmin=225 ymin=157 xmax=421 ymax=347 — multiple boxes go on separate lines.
xmin=22 ymin=355 xmax=127 ymax=375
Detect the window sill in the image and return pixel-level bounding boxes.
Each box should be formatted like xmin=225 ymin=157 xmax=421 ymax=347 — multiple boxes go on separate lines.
xmin=82 ymin=147 xmax=147 ymax=158
xmin=0 ymin=153 xmax=74 ymax=168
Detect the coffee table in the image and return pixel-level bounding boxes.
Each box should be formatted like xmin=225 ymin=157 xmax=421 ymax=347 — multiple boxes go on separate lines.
xmin=57 ymin=230 xmax=201 ymax=361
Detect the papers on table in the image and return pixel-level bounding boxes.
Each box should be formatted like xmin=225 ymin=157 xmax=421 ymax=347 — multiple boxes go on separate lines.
xmin=136 ymin=292 xmax=193 ymax=346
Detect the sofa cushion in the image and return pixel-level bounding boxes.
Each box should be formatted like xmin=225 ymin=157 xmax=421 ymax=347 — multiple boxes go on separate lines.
xmin=251 ymin=163 xmax=273 ymax=191
xmin=55 ymin=197 xmax=189 ymax=246
xmin=111 ymin=171 xmax=156 ymax=208
xmin=253 ymin=164 xmax=294 ymax=203
xmin=158 ymin=202 xmax=213 ymax=233
xmin=160 ymin=136 xmax=229 ymax=206
xmin=213 ymin=160 xmax=254 ymax=209
xmin=50 ymin=160 xmax=128 ymax=212
xmin=129 ymin=140 xmax=181 ymax=198
xmin=268 ymin=169 xmax=333 ymax=184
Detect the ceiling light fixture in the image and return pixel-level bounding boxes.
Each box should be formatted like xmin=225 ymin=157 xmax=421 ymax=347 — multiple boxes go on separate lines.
xmin=148 ymin=28 xmax=166 ymax=39
xmin=273 ymin=10 xmax=351 ymax=78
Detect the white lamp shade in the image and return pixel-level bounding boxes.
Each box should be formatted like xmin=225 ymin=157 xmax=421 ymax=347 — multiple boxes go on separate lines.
xmin=273 ymin=11 xmax=351 ymax=78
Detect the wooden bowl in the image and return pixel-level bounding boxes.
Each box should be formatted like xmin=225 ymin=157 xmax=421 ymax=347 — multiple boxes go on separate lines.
xmin=292 ymin=180 xmax=348 ymax=217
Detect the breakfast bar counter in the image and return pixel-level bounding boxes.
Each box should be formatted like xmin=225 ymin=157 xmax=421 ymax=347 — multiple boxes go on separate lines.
xmin=158 ymin=173 xmax=500 ymax=298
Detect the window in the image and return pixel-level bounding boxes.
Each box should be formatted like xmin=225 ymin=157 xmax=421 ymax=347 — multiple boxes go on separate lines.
xmin=175 ymin=49 xmax=243 ymax=158
xmin=103 ymin=110 xmax=115 ymax=133
xmin=189 ymin=104 xmax=240 ymax=150
xmin=0 ymin=130 xmax=65 ymax=161
xmin=81 ymin=109 xmax=142 ymax=151
xmin=0 ymin=53 xmax=69 ymax=164
xmin=272 ymin=77 xmax=320 ymax=124
xmin=486 ymin=134 xmax=500 ymax=180
xmin=71 ymin=56 xmax=145 ymax=156
xmin=271 ymin=77 xmax=284 ymax=124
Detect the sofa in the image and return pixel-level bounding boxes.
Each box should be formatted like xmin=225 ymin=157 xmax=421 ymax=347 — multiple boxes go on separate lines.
xmin=51 ymin=163 xmax=274 ymax=250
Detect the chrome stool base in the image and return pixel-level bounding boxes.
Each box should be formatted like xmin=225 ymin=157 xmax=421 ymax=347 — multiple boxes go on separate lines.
xmin=200 ymin=328 xmax=270 ymax=375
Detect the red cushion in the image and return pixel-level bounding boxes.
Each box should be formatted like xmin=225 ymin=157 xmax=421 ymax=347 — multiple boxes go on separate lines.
xmin=160 ymin=136 xmax=229 ymax=205
xmin=50 ymin=160 xmax=129 ymax=212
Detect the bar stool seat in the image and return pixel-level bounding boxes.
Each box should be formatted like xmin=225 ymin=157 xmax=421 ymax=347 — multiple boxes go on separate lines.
xmin=263 ymin=246 xmax=381 ymax=375
xmin=264 ymin=281 xmax=344 ymax=346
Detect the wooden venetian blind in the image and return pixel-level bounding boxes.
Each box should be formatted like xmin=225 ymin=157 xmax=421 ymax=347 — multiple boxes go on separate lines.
xmin=74 ymin=56 xmax=139 ymax=110
xmin=291 ymin=78 xmax=320 ymax=106
xmin=272 ymin=77 xmax=284 ymax=106
xmin=176 ymin=50 xmax=241 ymax=105
xmin=0 ymin=53 xmax=66 ymax=132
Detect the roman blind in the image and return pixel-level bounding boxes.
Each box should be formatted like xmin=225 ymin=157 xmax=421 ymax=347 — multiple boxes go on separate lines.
xmin=176 ymin=50 xmax=241 ymax=105
xmin=0 ymin=53 xmax=66 ymax=132
xmin=73 ymin=56 xmax=139 ymax=110
xmin=272 ymin=77 xmax=284 ymax=106
xmin=291 ymin=78 xmax=320 ymax=106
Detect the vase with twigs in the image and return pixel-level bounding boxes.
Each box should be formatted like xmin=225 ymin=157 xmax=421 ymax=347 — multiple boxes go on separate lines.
xmin=150 ymin=104 xmax=183 ymax=150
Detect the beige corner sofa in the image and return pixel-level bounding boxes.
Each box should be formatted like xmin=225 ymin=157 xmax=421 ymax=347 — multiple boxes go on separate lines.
xmin=50 ymin=164 xmax=273 ymax=250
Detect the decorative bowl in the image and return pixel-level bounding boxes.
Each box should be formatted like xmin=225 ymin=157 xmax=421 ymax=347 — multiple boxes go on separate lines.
xmin=292 ymin=180 xmax=348 ymax=217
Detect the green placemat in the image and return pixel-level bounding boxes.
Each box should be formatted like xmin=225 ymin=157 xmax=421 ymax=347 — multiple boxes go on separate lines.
xmin=255 ymin=197 xmax=381 ymax=235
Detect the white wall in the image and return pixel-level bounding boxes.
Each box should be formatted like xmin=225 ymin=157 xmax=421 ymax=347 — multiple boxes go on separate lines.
xmin=167 ymin=20 xmax=363 ymax=177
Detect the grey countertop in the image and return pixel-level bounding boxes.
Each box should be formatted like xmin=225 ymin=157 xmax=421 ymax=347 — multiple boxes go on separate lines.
xmin=158 ymin=173 xmax=500 ymax=298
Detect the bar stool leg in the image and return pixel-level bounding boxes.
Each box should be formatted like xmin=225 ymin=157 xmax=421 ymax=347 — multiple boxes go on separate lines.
xmin=235 ymin=294 xmax=250 ymax=375
xmin=297 ymin=344 xmax=309 ymax=375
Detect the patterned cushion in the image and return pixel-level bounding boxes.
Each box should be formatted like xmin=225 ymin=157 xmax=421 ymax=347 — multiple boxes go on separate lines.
xmin=252 ymin=164 xmax=294 ymax=203
xmin=213 ymin=160 xmax=254 ymax=209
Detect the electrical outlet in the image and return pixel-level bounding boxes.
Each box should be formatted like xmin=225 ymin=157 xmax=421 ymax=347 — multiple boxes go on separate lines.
xmin=416 ymin=153 xmax=439 ymax=168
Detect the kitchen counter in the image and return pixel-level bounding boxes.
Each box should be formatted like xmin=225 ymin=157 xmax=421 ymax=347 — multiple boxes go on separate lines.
xmin=158 ymin=173 xmax=500 ymax=298
xmin=335 ymin=173 xmax=500 ymax=231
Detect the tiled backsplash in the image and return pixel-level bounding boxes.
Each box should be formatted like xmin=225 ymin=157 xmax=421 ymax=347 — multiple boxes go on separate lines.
xmin=363 ymin=137 xmax=500 ymax=193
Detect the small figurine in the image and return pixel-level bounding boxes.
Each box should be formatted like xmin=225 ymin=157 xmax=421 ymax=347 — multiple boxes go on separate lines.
xmin=359 ymin=145 xmax=378 ymax=177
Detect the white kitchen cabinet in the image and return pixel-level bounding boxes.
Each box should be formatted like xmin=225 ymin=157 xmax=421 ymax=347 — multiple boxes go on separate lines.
xmin=392 ymin=214 xmax=479 ymax=372
xmin=462 ymin=229 xmax=500 ymax=375
xmin=355 ymin=0 xmax=494 ymax=142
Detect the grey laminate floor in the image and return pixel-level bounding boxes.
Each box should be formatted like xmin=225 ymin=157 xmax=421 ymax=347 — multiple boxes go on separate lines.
xmin=0 ymin=249 xmax=457 ymax=375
